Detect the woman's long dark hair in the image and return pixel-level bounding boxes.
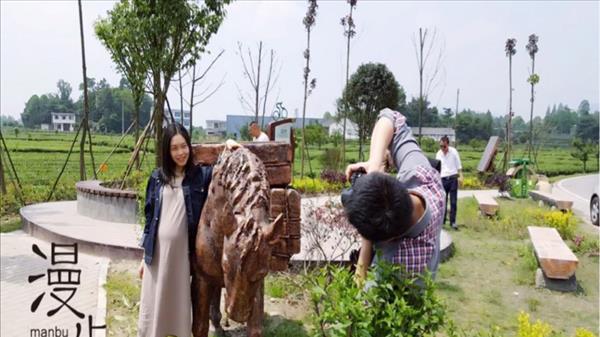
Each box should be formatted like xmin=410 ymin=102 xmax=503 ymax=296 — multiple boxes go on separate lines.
xmin=159 ymin=123 xmax=194 ymax=185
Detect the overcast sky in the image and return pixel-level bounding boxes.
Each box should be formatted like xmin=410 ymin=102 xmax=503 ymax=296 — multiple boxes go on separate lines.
xmin=1 ymin=1 xmax=598 ymax=128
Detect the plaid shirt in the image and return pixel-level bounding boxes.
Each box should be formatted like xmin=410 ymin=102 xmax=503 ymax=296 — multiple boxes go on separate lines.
xmin=393 ymin=165 xmax=445 ymax=274
xmin=374 ymin=108 xmax=445 ymax=275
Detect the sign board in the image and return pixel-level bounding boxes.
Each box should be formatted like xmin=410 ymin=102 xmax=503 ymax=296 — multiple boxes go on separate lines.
xmin=274 ymin=123 xmax=292 ymax=144
xmin=477 ymin=136 xmax=500 ymax=172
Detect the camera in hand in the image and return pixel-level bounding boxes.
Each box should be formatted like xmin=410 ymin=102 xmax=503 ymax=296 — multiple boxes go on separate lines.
xmin=350 ymin=168 xmax=366 ymax=186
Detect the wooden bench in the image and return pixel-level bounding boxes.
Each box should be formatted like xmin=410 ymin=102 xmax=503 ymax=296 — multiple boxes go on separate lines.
xmin=529 ymin=190 xmax=573 ymax=211
xmin=527 ymin=226 xmax=578 ymax=279
xmin=474 ymin=194 xmax=498 ymax=216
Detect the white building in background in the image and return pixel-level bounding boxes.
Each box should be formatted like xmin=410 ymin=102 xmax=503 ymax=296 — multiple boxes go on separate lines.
xmin=412 ymin=127 xmax=456 ymax=142
xmin=206 ymin=120 xmax=227 ymax=137
xmin=51 ymin=112 xmax=76 ymax=132
xmin=328 ymin=119 xmax=359 ymax=140
xmin=171 ymin=109 xmax=191 ymax=130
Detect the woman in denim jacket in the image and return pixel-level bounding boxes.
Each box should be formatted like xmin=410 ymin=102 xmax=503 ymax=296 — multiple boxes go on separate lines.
xmin=137 ymin=123 xmax=238 ymax=337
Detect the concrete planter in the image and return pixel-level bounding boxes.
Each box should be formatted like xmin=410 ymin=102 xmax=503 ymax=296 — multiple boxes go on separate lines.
xmin=76 ymin=180 xmax=138 ymax=224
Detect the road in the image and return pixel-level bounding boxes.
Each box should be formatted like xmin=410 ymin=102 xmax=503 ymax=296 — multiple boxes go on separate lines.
xmin=554 ymin=174 xmax=599 ymax=229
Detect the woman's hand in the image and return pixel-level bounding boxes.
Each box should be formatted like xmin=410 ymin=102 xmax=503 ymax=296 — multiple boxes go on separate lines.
xmin=225 ymin=139 xmax=241 ymax=150
xmin=138 ymin=260 xmax=144 ymax=279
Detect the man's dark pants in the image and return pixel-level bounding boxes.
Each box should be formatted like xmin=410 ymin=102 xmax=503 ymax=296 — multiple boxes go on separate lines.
xmin=442 ymin=175 xmax=458 ymax=225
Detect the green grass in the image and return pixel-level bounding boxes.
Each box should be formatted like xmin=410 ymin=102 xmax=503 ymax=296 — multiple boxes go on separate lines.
xmin=265 ymin=273 xmax=304 ymax=299
xmin=263 ymin=315 xmax=308 ymax=337
xmin=295 ymin=141 xmax=598 ymax=178
xmin=104 ymin=263 xmax=141 ymax=337
xmin=2 ymin=130 xmax=596 ymax=216
xmin=0 ymin=215 xmax=22 ymax=233
xmin=436 ymin=198 xmax=599 ymax=336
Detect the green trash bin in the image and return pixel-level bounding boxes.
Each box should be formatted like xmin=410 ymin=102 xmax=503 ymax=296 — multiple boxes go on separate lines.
xmin=508 ymin=158 xmax=534 ymax=198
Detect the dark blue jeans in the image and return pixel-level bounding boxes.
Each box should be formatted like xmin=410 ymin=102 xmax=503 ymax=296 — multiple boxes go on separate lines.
xmin=442 ymin=175 xmax=458 ymax=225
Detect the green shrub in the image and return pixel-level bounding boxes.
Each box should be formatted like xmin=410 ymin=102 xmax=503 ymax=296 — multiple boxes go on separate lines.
xmin=421 ymin=137 xmax=437 ymax=153
xmin=309 ymin=258 xmax=445 ymax=337
xmin=462 ymin=175 xmax=484 ymax=189
xmin=292 ymin=178 xmax=343 ymax=195
xmin=571 ymin=235 xmax=600 ymax=256
xmin=320 ymin=148 xmax=343 ymax=171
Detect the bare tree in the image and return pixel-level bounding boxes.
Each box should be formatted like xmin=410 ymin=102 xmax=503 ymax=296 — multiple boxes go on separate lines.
xmin=340 ymin=0 xmax=357 ymax=166
xmin=526 ymin=34 xmax=539 ymax=160
xmin=412 ymin=27 xmax=445 ymax=145
xmin=301 ymin=0 xmax=318 ymax=178
xmin=504 ymin=38 xmax=517 ymax=171
xmin=77 ymin=0 xmax=96 ymax=180
xmin=236 ymin=42 xmax=280 ymax=127
xmin=172 ymin=49 xmax=226 ymax=137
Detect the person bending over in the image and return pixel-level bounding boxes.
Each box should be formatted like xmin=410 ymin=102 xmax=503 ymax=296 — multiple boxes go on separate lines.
xmin=343 ymin=108 xmax=445 ymax=282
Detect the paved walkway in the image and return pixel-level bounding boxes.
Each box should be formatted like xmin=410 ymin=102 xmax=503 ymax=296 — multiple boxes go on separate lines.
xmin=21 ymin=200 xmax=143 ymax=260
xmin=0 ymin=230 xmax=108 ymax=337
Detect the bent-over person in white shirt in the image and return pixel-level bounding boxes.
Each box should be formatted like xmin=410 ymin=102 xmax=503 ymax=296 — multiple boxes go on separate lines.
xmin=249 ymin=121 xmax=270 ymax=142
xmin=435 ymin=135 xmax=463 ymax=230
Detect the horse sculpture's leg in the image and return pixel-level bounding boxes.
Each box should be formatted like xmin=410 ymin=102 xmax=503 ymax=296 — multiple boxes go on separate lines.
xmin=247 ymin=280 xmax=265 ymax=337
xmin=191 ymin=273 xmax=211 ymax=337
xmin=209 ymin=287 xmax=224 ymax=336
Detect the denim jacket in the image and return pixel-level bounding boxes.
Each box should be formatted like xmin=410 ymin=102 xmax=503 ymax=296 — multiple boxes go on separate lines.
xmin=139 ymin=165 xmax=212 ymax=265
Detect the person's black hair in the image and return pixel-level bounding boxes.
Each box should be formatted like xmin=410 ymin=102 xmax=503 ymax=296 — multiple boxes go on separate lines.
xmin=440 ymin=135 xmax=450 ymax=144
xmin=249 ymin=121 xmax=258 ymax=127
xmin=343 ymin=172 xmax=414 ymax=242
xmin=159 ymin=123 xmax=194 ymax=185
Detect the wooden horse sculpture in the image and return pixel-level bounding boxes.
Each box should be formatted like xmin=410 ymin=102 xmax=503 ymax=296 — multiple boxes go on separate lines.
xmin=192 ymin=147 xmax=284 ymax=337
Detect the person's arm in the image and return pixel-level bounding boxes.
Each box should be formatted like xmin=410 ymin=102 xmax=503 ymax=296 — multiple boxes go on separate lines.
xmin=349 ymin=117 xmax=395 ymax=283
xmin=455 ymin=148 xmax=463 ymax=185
xmin=345 ymin=117 xmax=394 ymax=180
xmin=139 ymin=173 xmax=155 ymax=278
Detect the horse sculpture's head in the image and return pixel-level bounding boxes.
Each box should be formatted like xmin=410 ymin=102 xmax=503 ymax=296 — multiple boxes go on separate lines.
xmin=212 ymin=148 xmax=284 ymax=322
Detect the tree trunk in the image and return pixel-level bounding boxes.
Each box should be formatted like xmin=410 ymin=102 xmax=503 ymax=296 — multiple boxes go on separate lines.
xmin=255 ymin=42 xmax=263 ymax=122
xmin=301 ymin=30 xmax=311 ymax=178
xmin=153 ymin=74 xmax=164 ymax=168
xmin=179 ymin=69 xmax=184 ymax=125
xmin=78 ymin=0 xmax=89 ymax=181
xmin=0 ymin=139 xmax=5 ymax=194
xmin=189 ymin=64 xmax=196 ymax=140
xmin=505 ymin=55 xmax=513 ymax=172
xmin=261 ymin=49 xmax=274 ymax=129
xmin=418 ymin=28 xmax=424 ymax=145
xmin=341 ymin=3 xmax=354 ymax=168
xmin=528 ymin=55 xmax=535 ymax=160
xmin=134 ymin=95 xmax=141 ymax=169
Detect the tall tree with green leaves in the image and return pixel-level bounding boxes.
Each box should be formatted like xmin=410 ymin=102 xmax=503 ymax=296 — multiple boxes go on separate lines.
xmin=96 ymin=12 xmax=149 ymax=160
xmin=526 ymin=34 xmax=539 ymax=160
xmin=301 ymin=0 xmax=318 ymax=178
xmin=340 ymin=63 xmax=405 ymax=160
xmin=504 ymin=38 xmax=517 ymax=171
xmin=340 ymin=0 xmax=357 ymax=167
xmin=95 ymin=0 xmax=230 ymax=167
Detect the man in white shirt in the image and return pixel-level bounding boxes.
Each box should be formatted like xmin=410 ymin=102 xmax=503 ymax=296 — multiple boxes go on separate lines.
xmin=249 ymin=121 xmax=270 ymax=142
xmin=435 ymin=135 xmax=463 ymax=230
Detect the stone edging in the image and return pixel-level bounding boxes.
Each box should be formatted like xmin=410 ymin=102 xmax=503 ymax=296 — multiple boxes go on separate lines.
xmin=76 ymin=180 xmax=138 ymax=199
